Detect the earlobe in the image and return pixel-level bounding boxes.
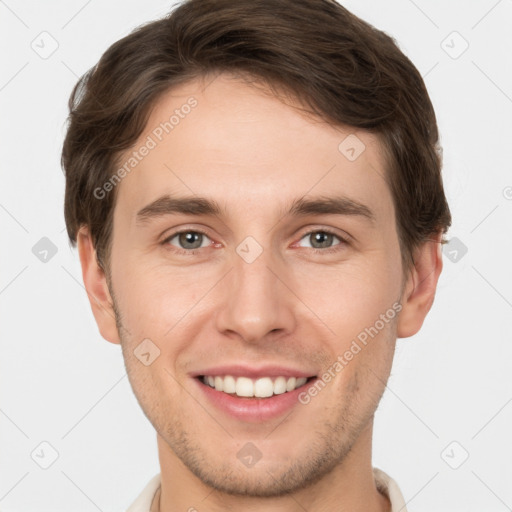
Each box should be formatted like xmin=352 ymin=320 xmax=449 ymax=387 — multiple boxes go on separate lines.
xmin=396 ymin=234 xmax=444 ymax=338
xmin=77 ymin=227 xmax=121 ymax=345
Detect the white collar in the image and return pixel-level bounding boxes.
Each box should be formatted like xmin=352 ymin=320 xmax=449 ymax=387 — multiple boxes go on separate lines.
xmin=127 ymin=467 xmax=407 ymax=511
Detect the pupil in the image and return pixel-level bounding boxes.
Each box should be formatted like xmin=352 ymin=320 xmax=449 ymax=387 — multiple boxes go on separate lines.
xmin=313 ymin=232 xmax=331 ymax=248
xmin=180 ymin=232 xmax=202 ymax=249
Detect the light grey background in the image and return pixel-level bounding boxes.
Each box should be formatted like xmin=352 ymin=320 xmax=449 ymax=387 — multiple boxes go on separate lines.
xmin=1 ymin=1 xmax=511 ymax=511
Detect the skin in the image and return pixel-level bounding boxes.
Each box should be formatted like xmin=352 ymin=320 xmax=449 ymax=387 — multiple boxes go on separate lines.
xmin=78 ymin=72 xmax=443 ymax=512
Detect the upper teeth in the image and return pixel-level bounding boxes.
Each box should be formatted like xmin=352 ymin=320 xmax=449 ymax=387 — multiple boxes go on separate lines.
xmin=202 ymin=375 xmax=308 ymax=398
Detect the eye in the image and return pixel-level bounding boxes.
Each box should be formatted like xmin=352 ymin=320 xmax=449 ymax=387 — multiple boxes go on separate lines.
xmin=163 ymin=230 xmax=213 ymax=254
xmin=296 ymin=229 xmax=348 ymax=253
xmin=160 ymin=228 xmax=348 ymax=256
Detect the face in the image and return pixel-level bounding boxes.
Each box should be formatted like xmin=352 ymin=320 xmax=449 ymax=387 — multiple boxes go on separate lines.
xmin=80 ymin=72 xmax=441 ymax=497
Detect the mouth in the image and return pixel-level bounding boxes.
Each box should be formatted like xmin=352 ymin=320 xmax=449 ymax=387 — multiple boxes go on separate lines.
xmin=197 ymin=374 xmax=315 ymax=398
xmin=193 ymin=372 xmax=319 ymax=423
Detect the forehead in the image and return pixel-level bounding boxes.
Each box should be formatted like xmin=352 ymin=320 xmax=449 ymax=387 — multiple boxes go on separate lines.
xmin=114 ymin=73 xmax=394 ymax=228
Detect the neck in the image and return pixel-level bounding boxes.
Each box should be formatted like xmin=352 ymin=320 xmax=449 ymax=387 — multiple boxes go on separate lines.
xmin=154 ymin=420 xmax=390 ymax=512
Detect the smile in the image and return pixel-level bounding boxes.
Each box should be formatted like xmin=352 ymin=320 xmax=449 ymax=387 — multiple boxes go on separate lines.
xmin=201 ymin=375 xmax=311 ymax=398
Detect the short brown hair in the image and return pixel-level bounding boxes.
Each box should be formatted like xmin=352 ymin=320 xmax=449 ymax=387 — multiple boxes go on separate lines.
xmin=62 ymin=0 xmax=451 ymax=272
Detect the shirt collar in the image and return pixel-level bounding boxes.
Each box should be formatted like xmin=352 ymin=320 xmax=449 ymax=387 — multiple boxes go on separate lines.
xmin=127 ymin=467 xmax=408 ymax=512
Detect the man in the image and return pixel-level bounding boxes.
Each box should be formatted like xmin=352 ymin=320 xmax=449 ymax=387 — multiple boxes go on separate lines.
xmin=61 ymin=0 xmax=451 ymax=510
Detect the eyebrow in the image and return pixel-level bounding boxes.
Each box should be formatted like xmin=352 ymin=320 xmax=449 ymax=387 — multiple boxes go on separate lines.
xmin=136 ymin=194 xmax=375 ymax=224
xmin=136 ymin=196 xmax=222 ymax=223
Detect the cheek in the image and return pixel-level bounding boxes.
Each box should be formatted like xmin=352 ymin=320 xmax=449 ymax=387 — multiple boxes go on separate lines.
xmin=299 ymin=258 xmax=402 ymax=342
xmin=110 ymin=253 xmax=208 ymax=340
xmin=300 ymin=258 xmax=401 ymax=401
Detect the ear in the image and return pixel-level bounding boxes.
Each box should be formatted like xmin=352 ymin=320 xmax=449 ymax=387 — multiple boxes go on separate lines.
xmin=77 ymin=227 xmax=121 ymax=344
xmin=397 ymin=233 xmax=444 ymax=338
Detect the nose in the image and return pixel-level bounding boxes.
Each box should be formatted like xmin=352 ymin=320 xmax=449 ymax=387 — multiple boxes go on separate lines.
xmin=214 ymin=244 xmax=296 ymax=344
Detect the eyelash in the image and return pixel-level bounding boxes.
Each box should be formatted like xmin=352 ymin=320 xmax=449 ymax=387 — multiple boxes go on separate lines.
xmin=161 ymin=228 xmax=349 ymax=256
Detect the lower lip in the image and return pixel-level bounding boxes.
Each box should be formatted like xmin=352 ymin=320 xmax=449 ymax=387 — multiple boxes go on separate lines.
xmin=194 ymin=377 xmax=317 ymax=423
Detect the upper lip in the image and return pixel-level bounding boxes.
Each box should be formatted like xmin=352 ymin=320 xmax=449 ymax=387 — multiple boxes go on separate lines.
xmin=190 ymin=364 xmax=317 ymax=379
